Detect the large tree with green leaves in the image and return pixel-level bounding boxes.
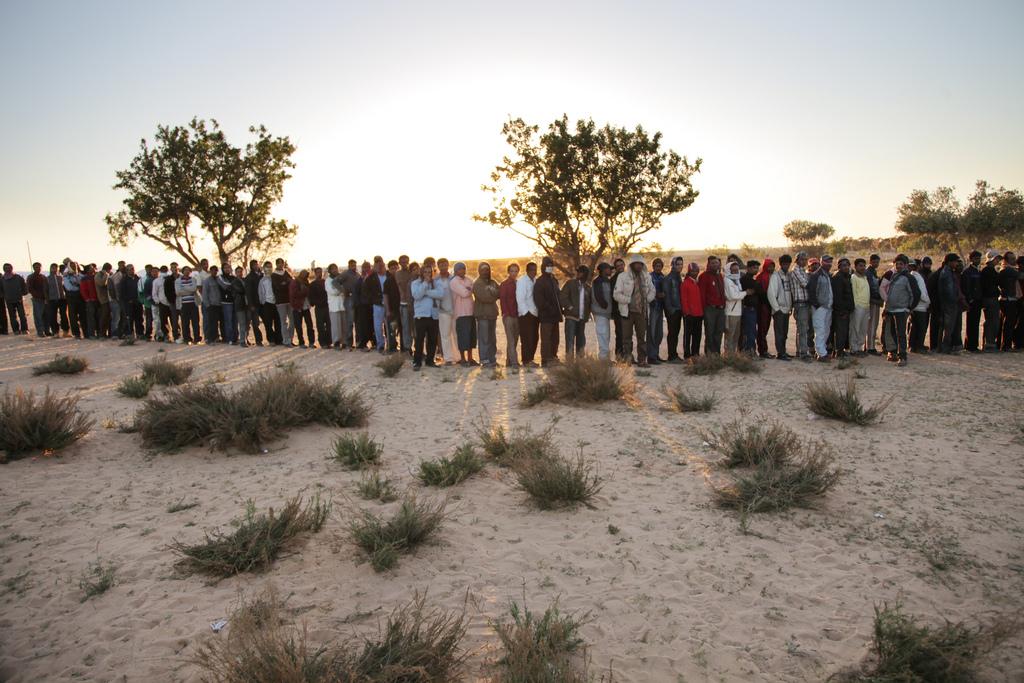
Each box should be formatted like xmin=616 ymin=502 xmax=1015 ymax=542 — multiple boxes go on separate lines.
xmin=895 ymin=181 xmax=1024 ymax=253
xmin=474 ymin=116 xmax=701 ymax=276
xmin=105 ymin=118 xmax=297 ymax=267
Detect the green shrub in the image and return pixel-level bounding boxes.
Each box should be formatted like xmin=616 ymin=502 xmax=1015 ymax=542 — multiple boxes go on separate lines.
xmin=0 ymin=389 xmax=93 ymax=462
xmin=170 ymin=494 xmax=330 ymax=577
xmin=522 ymin=356 xmax=632 ymax=406
xmin=349 ymin=496 xmax=447 ymax=572
xmin=712 ymin=451 xmax=839 ymax=513
xmin=116 ymin=375 xmax=154 ymax=399
xmin=330 ymin=433 xmax=383 ymax=470
xmin=78 ymin=560 xmax=117 ymax=601
xmin=804 ymin=377 xmax=893 ymax=426
xmin=32 ymin=354 xmax=88 ymax=376
xmin=515 ymin=448 xmax=602 ymax=510
xmin=476 ymin=420 xmax=556 ymax=468
xmin=493 ymin=598 xmax=591 ymax=683
xmin=356 ymin=468 xmax=398 ymax=503
xmin=704 ymin=419 xmax=797 ymax=468
xmin=664 ymin=386 xmax=717 ymax=412
xmin=133 ymin=383 xmax=224 ymax=452
xmin=418 ymin=445 xmax=484 ymax=487
xmin=140 ymin=356 xmax=193 ymax=385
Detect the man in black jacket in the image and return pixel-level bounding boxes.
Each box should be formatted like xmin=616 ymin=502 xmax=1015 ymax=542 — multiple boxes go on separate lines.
xmin=937 ymin=253 xmax=965 ymax=353
xmin=922 ymin=256 xmax=943 ymax=350
xmin=979 ymin=250 xmax=1002 ymax=351
xmin=997 ymin=251 xmax=1020 ymax=351
xmin=830 ymin=258 xmax=855 ymax=357
xmin=163 ymin=262 xmax=180 ymax=342
xmin=243 ymin=260 xmax=265 ymax=346
xmin=534 ymin=256 xmax=563 ymax=366
xmin=961 ymin=250 xmax=983 ymax=352
xmin=662 ymin=257 xmax=684 ymax=362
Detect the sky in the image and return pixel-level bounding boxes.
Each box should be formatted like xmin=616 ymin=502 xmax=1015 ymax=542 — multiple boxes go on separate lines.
xmin=1 ymin=0 xmax=1022 ymax=270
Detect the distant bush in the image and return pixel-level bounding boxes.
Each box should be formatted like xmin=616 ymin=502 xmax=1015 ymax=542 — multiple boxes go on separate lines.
xmin=330 ymin=433 xmax=383 ymax=470
xmin=140 ymin=356 xmax=193 ymax=385
xmin=664 ymin=386 xmax=717 ymax=412
xmin=32 ymin=354 xmax=88 ymax=376
xmin=522 ymin=357 xmax=632 ymax=406
xmin=493 ymin=598 xmax=591 ymax=683
xmin=805 ymin=378 xmax=893 ymax=425
xmin=349 ymin=495 xmax=447 ymax=572
xmin=418 ymin=445 xmax=484 ymax=487
xmin=515 ymin=448 xmax=602 ymax=510
xmin=0 ymin=389 xmax=93 ymax=462
xmin=170 ymin=493 xmax=330 ymax=577
xmin=116 ymin=375 xmax=154 ymax=399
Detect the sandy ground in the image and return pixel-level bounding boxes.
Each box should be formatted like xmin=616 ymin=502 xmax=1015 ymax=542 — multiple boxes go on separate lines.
xmin=0 ymin=330 xmax=1022 ymax=682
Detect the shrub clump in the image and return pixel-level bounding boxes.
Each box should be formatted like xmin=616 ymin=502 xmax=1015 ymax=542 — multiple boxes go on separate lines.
xmin=664 ymin=386 xmax=717 ymax=412
xmin=418 ymin=445 xmax=484 ymax=487
xmin=116 ymin=375 xmax=154 ymax=399
xmin=704 ymin=419 xmax=797 ymax=468
xmin=721 ymin=352 xmax=762 ymax=374
xmin=476 ymin=420 xmax=556 ymax=468
xmin=356 ymin=468 xmax=398 ymax=503
xmin=349 ymin=495 xmax=447 ymax=572
xmin=32 ymin=354 xmax=88 ymax=376
xmin=78 ymin=560 xmax=117 ymax=602
xmin=683 ymin=354 xmax=726 ymax=376
xmin=515 ymin=448 xmax=602 ymax=510
xmin=804 ymin=377 xmax=894 ymax=426
xmin=330 ymin=433 xmax=383 ymax=470
xmin=712 ymin=450 xmax=840 ymax=513
xmin=170 ymin=493 xmax=330 ymax=577
xmin=832 ymin=602 xmax=1020 ymax=682
xmin=493 ymin=598 xmax=591 ymax=683
xmin=521 ymin=356 xmax=632 ymax=406
xmin=0 ymin=389 xmax=93 ymax=462
xmin=194 ymin=589 xmax=468 ymax=683
xmin=375 ymin=353 xmax=406 ymax=377
xmin=140 ymin=356 xmax=193 ymax=385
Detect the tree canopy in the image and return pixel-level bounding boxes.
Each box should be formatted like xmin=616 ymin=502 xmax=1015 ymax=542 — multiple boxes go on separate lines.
xmin=782 ymin=220 xmax=836 ymax=248
xmin=895 ymin=180 xmax=1024 ymax=253
xmin=105 ymin=118 xmax=297 ymax=267
xmin=474 ymin=115 xmax=701 ymax=276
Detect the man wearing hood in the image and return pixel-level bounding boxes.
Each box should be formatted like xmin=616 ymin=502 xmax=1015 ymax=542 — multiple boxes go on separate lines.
xmin=533 ymin=256 xmax=563 ymax=366
xmin=754 ymin=258 xmax=775 ymax=358
xmin=613 ymin=255 xmax=656 ymax=367
xmin=806 ymin=254 xmax=834 ymax=362
xmin=698 ymin=255 xmax=726 ymax=354
xmin=591 ymin=263 xmax=614 ymax=360
xmin=662 ymin=257 xmax=684 ymax=362
xmin=766 ymin=254 xmax=793 ymax=360
xmin=979 ymin=250 xmax=1002 ymax=351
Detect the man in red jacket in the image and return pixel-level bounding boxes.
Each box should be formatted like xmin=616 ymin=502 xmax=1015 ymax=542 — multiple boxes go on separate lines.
xmin=697 ymin=256 xmax=725 ymax=354
xmin=499 ymin=263 xmax=520 ymax=369
xmin=681 ymin=262 xmax=703 ymax=358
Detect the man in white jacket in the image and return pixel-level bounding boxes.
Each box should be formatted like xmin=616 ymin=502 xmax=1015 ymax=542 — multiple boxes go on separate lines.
xmin=723 ymin=260 xmax=746 ymax=352
xmin=907 ymin=259 xmax=931 ymax=353
xmin=516 ymin=262 xmax=539 ymax=366
xmin=766 ymin=253 xmax=794 ymax=360
xmin=612 ymin=255 xmax=656 ymax=367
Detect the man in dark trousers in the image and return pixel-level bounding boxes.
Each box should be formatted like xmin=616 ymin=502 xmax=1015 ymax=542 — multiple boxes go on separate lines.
xmin=997 ymin=251 xmax=1020 ymax=350
xmin=830 ymin=258 xmax=855 ymax=357
xmin=961 ymin=250 xmax=983 ymax=352
xmin=937 ymin=253 xmax=965 ymax=353
xmin=610 ymin=258 xmax=626 ymax=360
xmin=979 ymin=250 xmax=1001 ymax=352
xmin=922 ymin=256 xmax=943 ymax=350
xmin=533 ymin=256 xmax=563 ymax=366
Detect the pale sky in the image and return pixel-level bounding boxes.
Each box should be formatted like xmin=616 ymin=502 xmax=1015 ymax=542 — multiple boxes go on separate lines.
xmin=1 ymin=0 xmax=1022 ymax=270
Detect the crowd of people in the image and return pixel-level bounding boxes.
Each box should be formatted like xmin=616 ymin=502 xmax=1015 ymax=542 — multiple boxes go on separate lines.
xmin=1 ymin=248 xmax=1021 ymax=369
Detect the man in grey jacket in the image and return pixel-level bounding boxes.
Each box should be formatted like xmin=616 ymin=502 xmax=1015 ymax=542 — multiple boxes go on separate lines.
xmin=766 ymin=253 xmax=794 ymax=360
xmin=662 ymin=257 xmax=684 ymax=362
xmin=884 ymin=254 xmax=919 ymax=367
xmin=807 ymin=254 xmax=834 ymax=361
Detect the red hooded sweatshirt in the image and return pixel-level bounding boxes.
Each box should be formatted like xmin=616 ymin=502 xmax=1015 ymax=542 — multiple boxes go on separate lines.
xmin=755 ymin=258 xmax=775 ymax=307
xmin=681 ymin=273 xmax=704 ymax=317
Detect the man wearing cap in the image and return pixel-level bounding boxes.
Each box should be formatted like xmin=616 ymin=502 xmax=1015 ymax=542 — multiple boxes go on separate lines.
xmin=697 ymin=255 xmax=726 ymax=354
xmin=806 ymin=254 xmax=834 ymax=361
xmin=613 ymin=255 xmax=656 ymax=367
xmin=533 ymin=256 xmax=563 ymax=366
xmin=789 ymin=252 xmax=812 ymax=360
xmin=961 ymin=251 xmax=983 ymax=352
xmin=980 ymin=250 xmax=1002 ymax=351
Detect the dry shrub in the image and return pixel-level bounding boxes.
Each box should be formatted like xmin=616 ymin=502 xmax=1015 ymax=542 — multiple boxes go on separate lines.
xmin=522 ymin=357 xmax=632 ymax=406
xmin=721 ymin=352 xmax=762 ymax=374
xmin=376 ymin=353 xmax=406 ymax=378
xmin=704 ymin=419 xmax=797 ymax=468
xmin=831 ymin=602 xmax=1020 ymax=682
xmin=32 ymin=354 xmax=88 ymax=376
xmin=349 ymin=495 xmax=447 ymax=572
xmin=515 ymin=448 xmax=602 ymax=510
xmin=356 ymin=469 xmax=398 ymax=503
xmin=330 ymin=433 xmax=383 ymax=470
xmin=116 ymin=375 xmax=154 ymax=399
xmin=78 ymin=560 xmax=117 ymax=602
xmin=134 ymin=367 xmax=370 ymax=453
xmin=804 ymin=377 xmax=893 ymax=426
xmin=493 ymin=598 xmax=591 ymax=683
xmin=664 ymin=386 xmax=717 ymax=412
xmin=476 ymin=420 xmax=556 ymax=468
xmin=140 ymin=356 xmax=193 ymax=385
xmin=712 ymin=449 xmax=840 ymax=513
xmin=170 ymin=493 xmax=330 ymax=577
xmin=194 ymin=589 xmax=468 ymax=683
xmin=684 ymin=354 xmax=726 ymax=376
xmin=418 ymin=445 xmax=483 ymax=487
xmin=0 ymin=389 xmax=93 ymax=462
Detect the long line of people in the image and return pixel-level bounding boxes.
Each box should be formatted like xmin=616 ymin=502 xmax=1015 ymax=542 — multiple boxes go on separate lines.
xmin=1 ymin=248 xmax=1021 ymax=369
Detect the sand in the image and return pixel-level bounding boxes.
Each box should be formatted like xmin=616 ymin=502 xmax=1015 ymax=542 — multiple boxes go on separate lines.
xmin=0 ymin=332 xmax=1022 ymax=682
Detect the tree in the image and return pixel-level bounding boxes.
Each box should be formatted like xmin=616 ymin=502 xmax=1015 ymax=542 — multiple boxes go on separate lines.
xmin=474 ymin=116 xmax=701 ymax=276
xmin=782 ymin=220 xmax=836 ymax=248
xmin=106 ymin=118 xmax=297 ymax=267
xmin=895 ymin=181 xmax=1024 ymax=253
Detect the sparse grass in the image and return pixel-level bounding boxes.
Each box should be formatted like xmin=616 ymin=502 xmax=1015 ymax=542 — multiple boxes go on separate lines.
xmin=134 ymin=367 xmax=371 ymax=453
xmin=349 ymin=495 xmax=447 ymax=572
xmin=522 ymin=356 xmax=632 ymax=406
xmin=355 ymin=468 xmax=398 ymax=503
xmin=140 ymin=356 xmax=193 ymax=385
xmin=78 ymin=560 xmax=117 ymax=601
xmin=607 ymin=524 xmax=620 ymax=535
xmin=520 ymin=383 xmax=553 ymax=407
xmin=0 ymin=389 xmax=93 ymax=462
xmin=330 ymin=432 xmax=383 ymax=470
xmin=418 ymin=445 xmax=484 ymax=487
xmin=516 ymin=447 xmax=603 ymax=510
xmin=805 ymin=377 xmax=893 ymax=426
xmin=836 ymin=355 xmax=860 ymax=370
xmin=194 ymin=588 xmax=469 ymax=683
xmin=375 ymin=353 xmax=406 ymax=377
xmin=119 ymin=337 xmax=136 ymax=346
xmin=684 ymin=354 xmax=726 ymax=376
xmin=167 ymin=498 xmax=199 ymax=513
xmin=664 ymin=386 xmax=718 ymax=412
xmin=116 ymin=375 xmax=154 ymax=399
xmin=831 ymin=602 xmax=1020 ymax=682
xmin=712 ymin=451 xmax=840 ymax=513
xmin=492 ymin=598 xmax=591 ymax=683
xmin=704 ymin=419 xmax=797 ymax=468
xmin=31 ymin=354 xmax=88 ymax=376
xmin=721 ymin=352 xmax=762 ymax=374
xmin=170 ymin=493 xmax=330 ymax=577
xmin=476 ymin=420 xmax=556 ymax=468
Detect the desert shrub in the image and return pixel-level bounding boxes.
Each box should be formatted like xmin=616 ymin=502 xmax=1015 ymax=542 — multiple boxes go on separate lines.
xmin=664 ymin=386 xmax=717 ymax=413
xmin=520 ymin=383 xmax=553 ymax=408
xmin=805 ymin=377 xmax=893 ymax=426
xmin=712 ymin=450 xmax=840 ymax=513
xmin=831 ymin=602 xmax=1020 ymax=682
xmin=133 ymin=383 xmax=225 ymax=452
xmin=194 ymin=589 xmax=468 ymax=683
xmin=78 ymin=560 xmax=117 ymax=601
xmin=684 ymin=354 xmax=726 ymax=376
xmin=116 ymin=375 xmax=154 ymax=399
xmin=516 ymin=448 xmax=602 ymax=510
xmin=704 ymin=419 xmax=797 ymax=468
xmin=493 ymin=598 xmax=590 ymax=683
xmin=356 ymin=469 xmax=399 ymax=503
xmin=375 ymin=353 xmax=406 ymax=378
xmin=330 ymin=433 xmax=383 ymax=470
xmin=167 ymin=498 xmax=199 ymax=513
xmin=140 ymin=356 xmax=193 ymax=385
xmin=476 ymin=420 xmax=556 ymax=469
xmin=170 ymin=493 xmax=330 ymax=577
xmin=349 ymin=495 xmax=447 ymax=572
xmin=32 ymin=354 xmax=88 ymax=376
xmin=522 ymin=357 xmax=631 ymax=406
xmin=0 ymin=389 xmax=93 ymax=462
xmin=418 ymin=445 xmax=483 ymax=487
xmin=721 ymin=352 xmax=762 ymax=374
